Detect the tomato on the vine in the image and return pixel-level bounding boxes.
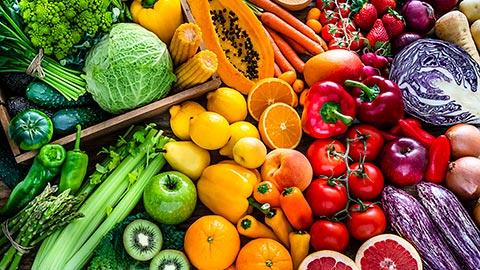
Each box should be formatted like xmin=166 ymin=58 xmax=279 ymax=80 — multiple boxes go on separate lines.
xmin=309 ymin=219 xmax=350 ymax=252
xmin=319 ymin=10 xmax=339 ymax=25
xmin=328 ymin=37 xmax=349 ymax=50
xmin=321 ymin=23 xmax=342 ymax=42
xmin=346 ymin=203 xmax=387 ymax=241
xmin=305 ymin=178 xmax=348 ymax=218
xmin=334 ymin=2 xmax=352 ymax=18
xmin=348 ymin=162 xmax=385 ymax=201
xmin=306 ymin=138 xmax=347 ymax=178
xmin=346 ymin=31 xmax=365 ymax=51
xmin=345 ymin=124 xmax=385 ymax=162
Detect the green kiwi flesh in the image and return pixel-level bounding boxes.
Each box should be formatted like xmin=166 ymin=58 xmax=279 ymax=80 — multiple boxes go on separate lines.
xmin=149 ymin=249 xmax=190 ymax=270
xmin=123 ymin=219 xmax=163 ymax=261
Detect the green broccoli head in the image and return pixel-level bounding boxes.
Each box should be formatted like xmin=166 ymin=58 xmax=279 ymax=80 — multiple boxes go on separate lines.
xmin=18 ymin=0 xmax=115 ymax=60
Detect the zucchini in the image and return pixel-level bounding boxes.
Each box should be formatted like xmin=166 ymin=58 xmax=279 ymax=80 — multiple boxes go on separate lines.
xmin=52 ymin=107 xmax=112 ymax=136
xmin=417 ymin=182 xmax=480 ymax=270
xmin=381 ymin=185 xmax=463 ymax=270
xmin=26 ymin=80 xmax=96 ymax=109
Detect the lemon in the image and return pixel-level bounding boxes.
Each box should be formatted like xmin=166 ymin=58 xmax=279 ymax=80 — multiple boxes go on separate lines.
xmin=189 ymin=111 xmax=231 ymax=150
xmin=219 ymin=121 xmax=260 ymax=158
xmin=169 ymin=101 xmax=206 ymax=140
xmin=206 ymin=87 xmax=248 ymax=123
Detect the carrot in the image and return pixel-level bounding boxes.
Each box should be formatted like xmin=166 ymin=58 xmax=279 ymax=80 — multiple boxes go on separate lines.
xmin=260 ymin=12 xmax=325 ymax=56
xmin=273 ymin=62 xmax=282 ymax=77
xmin=435 ymin=10 xmax=480 ymax=63
xmin=253 ymin=180 xmax=281 ymax=207
xmin=264 ymin=27 xmax=295 ymax=73
xmin=266 ymin=27 xmax=306 ymax=74
xmin=279 ymin=187 xmax=314 ymax=231
xmin=236 ymin=214 xmax=280 ymax=241
xmin=248 ymin=0 xmax=325 ymax=45
xmin=283 ymin=35 xmax=311 ymax=56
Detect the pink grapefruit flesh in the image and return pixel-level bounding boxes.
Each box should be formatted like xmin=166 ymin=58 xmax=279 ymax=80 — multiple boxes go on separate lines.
xmin=299 ymin=250 xmax=358 ymax=270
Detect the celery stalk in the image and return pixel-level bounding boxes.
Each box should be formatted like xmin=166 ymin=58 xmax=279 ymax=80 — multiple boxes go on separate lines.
xmin=32 ymin=125 xmax=171 ymax=269
xmin=64 ymin=136 xmax=170 ymax=268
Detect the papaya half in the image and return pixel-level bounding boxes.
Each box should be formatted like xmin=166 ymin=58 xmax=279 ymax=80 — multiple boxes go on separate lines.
xmin=187 ymin=0 xmax=275 ymax=94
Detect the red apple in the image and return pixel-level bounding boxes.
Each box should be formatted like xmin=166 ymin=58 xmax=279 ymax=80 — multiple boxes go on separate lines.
xmin=260 ymin=148 xmax=313 ymax=191
xmin=379 ymin=137 xmax=428 ymax=186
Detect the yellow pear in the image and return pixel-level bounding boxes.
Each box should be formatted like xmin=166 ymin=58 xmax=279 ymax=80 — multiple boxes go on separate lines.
xmin=163 ymin=140 xmax=211 ymax=180
xmin=169 ymin=101 xmax=206 ymax=140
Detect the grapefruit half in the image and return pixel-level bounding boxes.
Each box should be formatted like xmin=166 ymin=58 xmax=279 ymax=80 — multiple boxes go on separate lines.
xmin=298 ymin=250 xmax=358 ymax=270
xmin=355 ymin=234 xmax=423 ymax=270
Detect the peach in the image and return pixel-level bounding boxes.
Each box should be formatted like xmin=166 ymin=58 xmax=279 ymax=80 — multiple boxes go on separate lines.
xmin=260 ymin=148 xmax=313 ymax=191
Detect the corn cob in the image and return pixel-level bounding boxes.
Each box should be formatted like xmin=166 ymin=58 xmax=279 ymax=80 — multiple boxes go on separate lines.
xmin=172 ymin=50 xmax=218 ymax=92
xmin=169 ymin=23 xmax=203 ymax=67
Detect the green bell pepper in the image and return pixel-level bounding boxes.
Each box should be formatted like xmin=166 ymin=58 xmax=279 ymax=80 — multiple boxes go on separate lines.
xmin=0 ymin=143 xmax=66 ymax=216
xmin=8 ymin=108 xmax=54 ymax=151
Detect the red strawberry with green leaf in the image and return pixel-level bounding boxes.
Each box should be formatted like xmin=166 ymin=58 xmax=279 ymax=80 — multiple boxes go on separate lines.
xmin=370 ymin=0 xmax=397 ymax=15
xmin=381 ymin=7 xmax=405 ymax=39
xmin=366 ymin=19 xmax=390 ymax=49
xmin=352 ymin=2 xmax=378 ymax=31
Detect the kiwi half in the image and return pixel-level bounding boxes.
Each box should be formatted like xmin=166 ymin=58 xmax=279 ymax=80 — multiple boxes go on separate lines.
xmin=123 ymin=219 xmax=163 ymax=261
xmin=149 ymin=249 xmax=190 ymax=270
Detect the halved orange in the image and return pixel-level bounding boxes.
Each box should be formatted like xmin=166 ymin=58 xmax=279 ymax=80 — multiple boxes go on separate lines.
xmin=258 ymin=102 xmax=302 ymax=149
xmin=247 ymin=78 xmax=297 ymax=121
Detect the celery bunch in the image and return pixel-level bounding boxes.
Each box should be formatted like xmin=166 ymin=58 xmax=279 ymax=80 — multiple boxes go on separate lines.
xmin=32 ymin=124 xmax=174 ymax=270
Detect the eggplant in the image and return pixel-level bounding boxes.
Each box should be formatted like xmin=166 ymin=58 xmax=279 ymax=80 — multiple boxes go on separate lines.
xmin=381 ymin=185 xmax=463 ymax=270
xmin=417 ymin=182 xmax=480 ymax=270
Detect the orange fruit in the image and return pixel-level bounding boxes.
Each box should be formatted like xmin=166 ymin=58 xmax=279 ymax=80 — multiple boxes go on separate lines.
xmin=236 ymin=238 xmax=293 ymax=270
xmin=184 ymin=215 xmax=240 ymax=270
xmin=258 ymin=102 xmax=302 ymax=149
xmin=247 ymin=78 xmax=297 ymax=121
xmin=303 ymin=49 xmax=364 ymax=87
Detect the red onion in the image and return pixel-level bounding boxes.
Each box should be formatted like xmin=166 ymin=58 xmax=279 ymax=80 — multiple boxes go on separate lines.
xmin=424 ymin=0 xmax=458 ymax=16
xmin=391 ymin=32 xmax=424 ymax=54
xmin=401 ymin=0 xmax=436 ymax=35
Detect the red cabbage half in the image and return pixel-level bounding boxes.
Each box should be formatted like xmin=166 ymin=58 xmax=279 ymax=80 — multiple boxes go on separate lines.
xmin=389 ymin=38 xmax=480 ymax=126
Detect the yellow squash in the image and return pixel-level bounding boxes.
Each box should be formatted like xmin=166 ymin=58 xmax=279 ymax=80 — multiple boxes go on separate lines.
xmin=130 ymin=0 xmax=184 ymax=44
xmin=187 ymin=0 xmax=275 ymax=94
xmin=197 ymin=162 xmax=260 ymax=223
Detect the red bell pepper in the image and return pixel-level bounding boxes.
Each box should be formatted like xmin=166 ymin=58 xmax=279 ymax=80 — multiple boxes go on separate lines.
xmin=301 ymin=81 xmax=355 ymax=139
xmin=344 ymin=75 xmax=404 ymax=129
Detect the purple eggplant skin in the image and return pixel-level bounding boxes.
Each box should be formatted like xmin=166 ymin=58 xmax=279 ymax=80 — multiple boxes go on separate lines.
xmin=381 ymin=185 xmax=463 ymax=270
xmin=416 ymin=181 xmax=480 ymax=270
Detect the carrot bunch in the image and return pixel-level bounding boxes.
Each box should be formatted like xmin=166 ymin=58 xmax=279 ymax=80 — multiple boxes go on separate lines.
xmin=246 ymin=0 xmax=328 ymax=77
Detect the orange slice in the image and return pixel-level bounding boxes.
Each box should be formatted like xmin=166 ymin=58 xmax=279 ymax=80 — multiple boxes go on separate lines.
xmin=247 ymin=78 xmax=297 ymax=121
xmin=258 ymin=102 xmax=302 ymax=149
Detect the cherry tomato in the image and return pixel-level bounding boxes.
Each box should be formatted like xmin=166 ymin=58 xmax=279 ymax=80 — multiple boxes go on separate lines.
xmin=348 ymin=162 xmax=385 ymax=200
xmin=306 ymin=138 xmax=347 ymax=178
xmin=346 ymin=31 xmax=365 ymax=51
xmin=309 ymin=219 xmax=350 ymax=252
xmin=345 ymin=124 xmax=385 ymax=162
xmin=334 ymin=2 xmax=352 ymax=18
xmin=320 ymin=23 xmax=342 ymax=42
xmin=346 ymin=203 xmax=387 ymax=241
xmin=305 ymin=178 xmax=348 ymax=218
xmin=336 ymin=18 xmax=356 ymax=33
xmin=319 ymin=10 xmax=339 ymax=26
xmin=328 ymin=37 xmax=349 ymax=50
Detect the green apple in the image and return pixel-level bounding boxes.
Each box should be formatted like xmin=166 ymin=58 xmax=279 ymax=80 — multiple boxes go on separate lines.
xmin=143 ymin=171 xmax=197 ymax=225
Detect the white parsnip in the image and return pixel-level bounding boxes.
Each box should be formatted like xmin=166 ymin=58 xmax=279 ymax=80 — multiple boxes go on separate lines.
xmin=471 ymin=19 xmax=480 ymax=51
xmin=459 ymin=0 xmax=480 ymax=24
xmin=435 ymin=10 xmax=480 ymax=63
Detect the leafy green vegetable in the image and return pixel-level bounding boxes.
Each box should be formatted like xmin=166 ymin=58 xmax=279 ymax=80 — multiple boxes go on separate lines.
xmin=83 ymin=23 xmax=176 ymax=114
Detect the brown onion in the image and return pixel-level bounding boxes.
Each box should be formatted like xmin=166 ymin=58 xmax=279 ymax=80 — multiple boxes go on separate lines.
xmin=445 ymin=156 xmax=480 ymax=200
xmin=445 ymin=123 xmax=480 ymax=159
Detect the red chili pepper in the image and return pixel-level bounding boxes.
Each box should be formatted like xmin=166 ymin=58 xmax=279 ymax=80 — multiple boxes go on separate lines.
xmin=424 ymin=135 xmax=451 ymax=183
xmin=390 ymin=118 xmax=422 ymax=136
xmin=398 ymin=119 xmax=435 ymax=148
xmin=380 ymin=130 xmax=400 ymax=141
xmin=301 ymin=81 xmax=355 ymax=139
xmin=344 ymin=75 xmax=404 ymax=129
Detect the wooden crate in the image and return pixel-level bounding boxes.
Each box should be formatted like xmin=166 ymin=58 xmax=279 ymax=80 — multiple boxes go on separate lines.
xmin=0 ymin=0 xmax=222 ymax=163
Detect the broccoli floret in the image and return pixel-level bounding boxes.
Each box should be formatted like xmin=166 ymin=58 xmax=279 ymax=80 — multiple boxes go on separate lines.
xmin=18 ymin=0 xmax=115 ymax=60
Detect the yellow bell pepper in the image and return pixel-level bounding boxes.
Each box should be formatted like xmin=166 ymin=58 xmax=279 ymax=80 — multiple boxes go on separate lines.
xmin=197 ymin=162 xmax=260 ymax=223
xmin=129 ymin=0 xmax=184 ymax=44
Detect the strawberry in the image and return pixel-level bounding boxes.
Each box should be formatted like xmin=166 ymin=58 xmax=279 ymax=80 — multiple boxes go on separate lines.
xmin=370 ymin=0 xmax=396 ymax=15
xmin=352 ymin=3 xmax=378 ymax=32
xmin=366 ymin=19 xmax=390 ymax=48
xmin=381 ymin=8 xmax=405 ymax=39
